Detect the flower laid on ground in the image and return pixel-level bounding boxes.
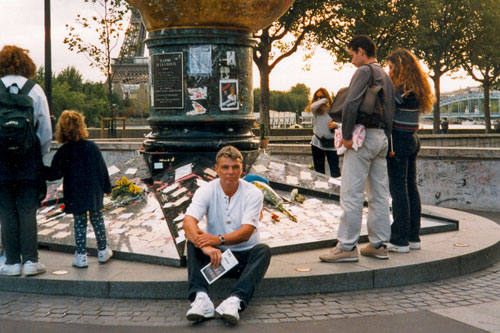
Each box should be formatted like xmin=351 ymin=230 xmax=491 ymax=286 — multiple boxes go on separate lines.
xmin=111 ymin=176 xmax=144 ymax=202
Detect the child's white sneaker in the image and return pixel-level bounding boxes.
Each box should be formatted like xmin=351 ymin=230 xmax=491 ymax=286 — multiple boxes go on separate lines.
xmin=72 ymin=253 xmax=88 ymax=268
xmin=98 ymin=246 xmax=113 ymax=263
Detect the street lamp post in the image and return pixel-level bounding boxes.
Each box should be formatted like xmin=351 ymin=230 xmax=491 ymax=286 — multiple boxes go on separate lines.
xmin=44 ymin=0 xmax=52 ymax=111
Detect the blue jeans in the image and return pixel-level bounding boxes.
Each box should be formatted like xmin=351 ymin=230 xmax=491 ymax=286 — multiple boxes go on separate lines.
xmin=387 ymin=131 xmax=421 ymax=246
xmin=187 ymin=242 xmax=271 ymax=310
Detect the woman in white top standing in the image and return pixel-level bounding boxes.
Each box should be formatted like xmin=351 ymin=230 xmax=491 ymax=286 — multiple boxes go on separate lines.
xmin=306 ymin=88 xmax=340 ymax=177
xmin=0 ymin=45 xmax=52 ymax=276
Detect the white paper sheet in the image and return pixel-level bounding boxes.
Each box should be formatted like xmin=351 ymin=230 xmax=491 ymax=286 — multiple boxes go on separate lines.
xmin=201 ymin=249 xmax=238 ymax=284
xmin=107 ymin=165 xmax=120 ymax=176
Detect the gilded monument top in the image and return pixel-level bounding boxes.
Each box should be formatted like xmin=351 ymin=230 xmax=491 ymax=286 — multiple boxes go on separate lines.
xmin=125 ymin=0 xmax=295 ymax=32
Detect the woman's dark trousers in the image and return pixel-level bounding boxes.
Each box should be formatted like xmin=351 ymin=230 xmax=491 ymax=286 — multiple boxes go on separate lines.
xmin=0 ymin=183 xmax=39 ymax=264
xmin=311 ymin=145 xmax=341 ymax=177
xmin=387 ymin=131 xmax=421 ymax=246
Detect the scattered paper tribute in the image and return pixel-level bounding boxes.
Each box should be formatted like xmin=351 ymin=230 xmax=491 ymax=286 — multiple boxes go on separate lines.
xmin=107 ymin=165 xmax=120 ymax=176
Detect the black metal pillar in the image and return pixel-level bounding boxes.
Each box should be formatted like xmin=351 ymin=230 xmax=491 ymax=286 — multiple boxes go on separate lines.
xmin=142 ymin=28 xmax=260 ymax=171
xmin=44 ymin=0 xmax=52 ymax=111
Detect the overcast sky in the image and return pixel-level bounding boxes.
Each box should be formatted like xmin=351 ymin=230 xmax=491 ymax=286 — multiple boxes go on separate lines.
xmin=1 ymin=0 xmax=478 ymax=95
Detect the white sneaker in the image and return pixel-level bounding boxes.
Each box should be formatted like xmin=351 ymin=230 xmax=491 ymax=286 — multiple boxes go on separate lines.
xmin=72 ymin=253 xmax=88 ymax=268
xmin=215 ymin=296 xmax=241 ymax=325
xmin=0 ymin=263 xmax=21 ymax=276
xmin=98 ymin=246 xmax=113 ymax=263
xmin=0 ymin=252 xmax=6 ymax=266
xmin=186 ymin=292 xmax=215 ymax=321
xmin=409 ymin=242 xmax=421 ymax=250
xmin=23 ymin=261 xmax=46 ymax=276
xmin=388 ymin=243 xmax=410 ymax=253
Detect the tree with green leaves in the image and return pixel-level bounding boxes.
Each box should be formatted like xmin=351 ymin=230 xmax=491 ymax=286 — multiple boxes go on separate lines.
xmin=253 ymin=0 xmax=338 ymax=139
xmin=313 ymin=0 xmax=416 ymax=63
xmin=410 ymin=0 xmax=474 ymax=133
xmin=460 ymin=0 xmax=500 ymax=133
xmin=64 ymin=0 xmax=130 ymax=137
xmin=287 ymin=83 xmax=310 ymax=122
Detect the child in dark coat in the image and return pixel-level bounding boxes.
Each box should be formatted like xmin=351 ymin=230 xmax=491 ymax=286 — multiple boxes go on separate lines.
xmin=45 ymin=110 xmax=112 ymax=268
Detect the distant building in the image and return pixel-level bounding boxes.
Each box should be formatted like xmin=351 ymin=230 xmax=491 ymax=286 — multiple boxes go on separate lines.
xmin=254 ymin=110 xmax=297 ymax=128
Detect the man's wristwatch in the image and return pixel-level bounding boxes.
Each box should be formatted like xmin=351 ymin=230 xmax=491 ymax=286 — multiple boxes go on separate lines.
xmin=218 ymin=235 xmax=225 ymax=245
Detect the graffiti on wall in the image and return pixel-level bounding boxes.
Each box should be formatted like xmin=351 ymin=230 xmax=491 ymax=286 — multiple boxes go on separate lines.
xmin=418 ymin=160 xmax=500 ymax=211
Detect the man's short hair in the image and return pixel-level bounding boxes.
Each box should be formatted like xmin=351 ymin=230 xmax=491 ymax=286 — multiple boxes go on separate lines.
xmin=216 ymin=145 xmax=243 ymax=163
xmin=348 ymin=35 xmax=377 ymax=58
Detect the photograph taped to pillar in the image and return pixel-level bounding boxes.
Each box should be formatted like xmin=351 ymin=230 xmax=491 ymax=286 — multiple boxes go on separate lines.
xmin=151 ymin=52 xmax=184 ymax=109
xmin=220 ymin=79 xmax=239 ymax=111
xmin=188 ymin=45 xmax=212 ymax=76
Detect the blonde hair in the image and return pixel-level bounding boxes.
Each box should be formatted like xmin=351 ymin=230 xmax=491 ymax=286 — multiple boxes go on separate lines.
xmin=306 ymin=88 xmax=333 ymax=114
xmin=386 ymin=48 xmax=435 ymax=113
xmin=55 ymin=110 xmax=89 ymax=143
xmin=216 ymin=145 xmax=243 ymax=163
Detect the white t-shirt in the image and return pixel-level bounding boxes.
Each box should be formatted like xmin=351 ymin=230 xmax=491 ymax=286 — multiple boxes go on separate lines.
xmin=1 ymin=75 xmax=52 ymax=156
xmin=186 ymin=178 xmax=263 ymax=251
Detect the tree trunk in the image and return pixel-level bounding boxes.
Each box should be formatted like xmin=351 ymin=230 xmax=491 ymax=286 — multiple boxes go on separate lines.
xmin=259 ymin=66 xmax=271 ymax=139
xmin=432 ymin=74 xmax=441 ymax=134
xmin=484 ymin=80 xmax=491 ymax=133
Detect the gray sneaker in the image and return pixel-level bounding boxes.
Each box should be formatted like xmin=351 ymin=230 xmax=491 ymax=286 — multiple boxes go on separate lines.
xmin=23 ymin=261 xmax=46 ymax=276
xmin=361 ymin=244 xmax=389 ymax=259
xmin=319 ymin=246 xmax=359 ymax=263
xmin=409 ymin=241 xmax=421 ymax=250
xmin=0 ymin=263 xmax=21 ymax=276
xmin=388 ymin=243 xmax=410 ymax=253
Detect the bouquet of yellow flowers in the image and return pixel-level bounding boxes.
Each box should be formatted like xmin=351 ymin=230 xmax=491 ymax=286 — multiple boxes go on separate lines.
xmin=111 ymin=176 xmax=144 ymax=204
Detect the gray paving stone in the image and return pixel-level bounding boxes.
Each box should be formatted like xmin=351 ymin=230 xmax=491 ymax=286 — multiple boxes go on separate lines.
xmin=270 ymin=313 xmax=287 ymax=319
xmin=279 ymin=317 xmax=297 ymax=322
xmin=262 ymin=318 xmax=280 ymax=323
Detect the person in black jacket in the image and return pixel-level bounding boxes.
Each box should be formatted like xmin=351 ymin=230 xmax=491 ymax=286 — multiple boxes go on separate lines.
xmin=45 ymin=110 xmax=112 ymax=268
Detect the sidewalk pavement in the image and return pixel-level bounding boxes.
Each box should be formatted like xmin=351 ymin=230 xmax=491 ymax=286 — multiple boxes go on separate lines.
xmin=0 ymin=209 xmax=498 ymax=332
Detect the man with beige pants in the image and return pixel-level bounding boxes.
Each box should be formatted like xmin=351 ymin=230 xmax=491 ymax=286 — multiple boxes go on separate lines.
xmin=320 ymin=35 xmax=395 ymax=263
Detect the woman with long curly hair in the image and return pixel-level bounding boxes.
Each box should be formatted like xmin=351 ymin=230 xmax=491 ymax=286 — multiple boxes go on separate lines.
xmin=45 ymin=110 xmax=113 ymax=268
xmin=0 ymin=46 xmax=52 ymax=276
xmin=306 ymin=88 xmax=340 ymax=177
xmin=385 ymin=48 xmax=435 ymax=253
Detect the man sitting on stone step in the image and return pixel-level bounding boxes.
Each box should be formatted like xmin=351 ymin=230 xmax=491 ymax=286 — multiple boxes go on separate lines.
xmin=182 ymin=145 xmax=271 ymax=325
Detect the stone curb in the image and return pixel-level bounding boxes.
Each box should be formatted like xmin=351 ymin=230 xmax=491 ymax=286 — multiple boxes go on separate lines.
xmin=0 ymin=207 xmax=499 ymax=299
